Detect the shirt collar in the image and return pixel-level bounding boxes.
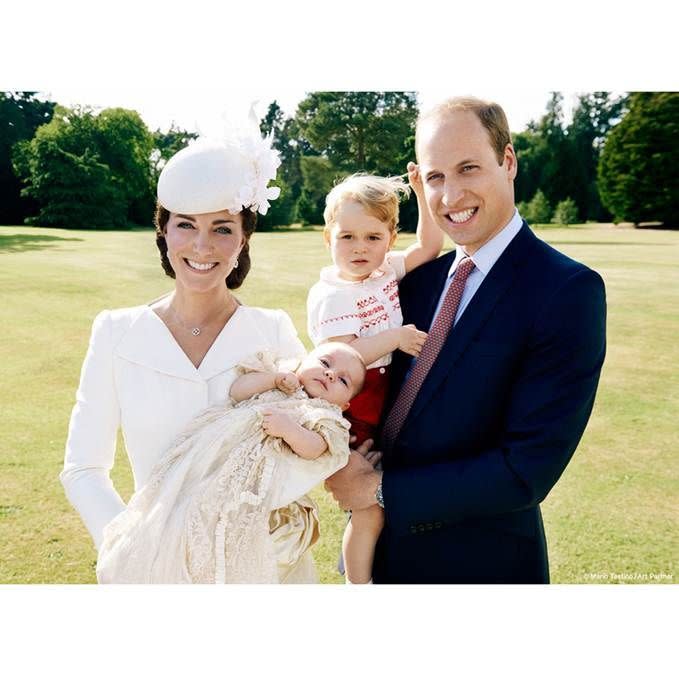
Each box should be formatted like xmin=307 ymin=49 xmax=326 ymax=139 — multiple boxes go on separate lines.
xmin=448 ymin=208 xmax=523 ymax=278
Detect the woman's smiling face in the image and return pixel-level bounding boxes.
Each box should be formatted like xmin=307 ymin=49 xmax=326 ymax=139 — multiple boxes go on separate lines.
xmin=164 ymin=210 xmax=245 ymax=293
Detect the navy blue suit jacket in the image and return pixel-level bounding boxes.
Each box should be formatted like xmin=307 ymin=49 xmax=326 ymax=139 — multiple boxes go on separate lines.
xmin=374 ymin=223 xmax=607 ymax=583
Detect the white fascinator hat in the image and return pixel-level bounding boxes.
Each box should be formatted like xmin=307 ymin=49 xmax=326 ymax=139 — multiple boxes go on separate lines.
xmin=157 ymin=107 xmax=281 ymax=216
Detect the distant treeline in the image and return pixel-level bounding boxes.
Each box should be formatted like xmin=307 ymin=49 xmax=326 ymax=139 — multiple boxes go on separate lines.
xmin=1 ymin=91 xmax=677 ymax=229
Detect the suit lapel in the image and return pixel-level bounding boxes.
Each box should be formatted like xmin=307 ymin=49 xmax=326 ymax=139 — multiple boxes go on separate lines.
xmin=405 ymin=224 xmax=530 ymax=425
xmin=389 ymin=252 xmax=454 ymax=396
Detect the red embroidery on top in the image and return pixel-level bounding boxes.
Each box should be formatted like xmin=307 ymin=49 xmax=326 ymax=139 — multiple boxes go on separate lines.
xmin=319 ymin=313 xmax=359 ymax=326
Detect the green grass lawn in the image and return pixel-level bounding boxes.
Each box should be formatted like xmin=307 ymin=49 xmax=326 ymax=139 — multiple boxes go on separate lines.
xmin=1 ymin=223 xmax=677 ymax=584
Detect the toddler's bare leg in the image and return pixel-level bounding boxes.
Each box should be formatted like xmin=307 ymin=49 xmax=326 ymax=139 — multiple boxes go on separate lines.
xmin=342 ymin=504 xmax=384 ymax=584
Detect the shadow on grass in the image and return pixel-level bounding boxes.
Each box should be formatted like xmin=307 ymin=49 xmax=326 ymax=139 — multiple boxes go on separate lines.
xmin=0 ymin=234 xmax=84 ymax=253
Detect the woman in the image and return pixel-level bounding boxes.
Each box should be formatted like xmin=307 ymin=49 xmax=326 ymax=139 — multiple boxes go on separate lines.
xmin=61 ymin=124 xmax=320 ymax=583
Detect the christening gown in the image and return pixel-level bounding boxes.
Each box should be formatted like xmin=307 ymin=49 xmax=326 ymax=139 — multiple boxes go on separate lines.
xmin=96 ymin=351 xmax=350 ymax=584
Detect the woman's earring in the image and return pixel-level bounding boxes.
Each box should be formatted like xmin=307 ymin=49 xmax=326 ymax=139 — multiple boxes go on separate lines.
xmin=234 ymin=258 xmax=239 ymax=269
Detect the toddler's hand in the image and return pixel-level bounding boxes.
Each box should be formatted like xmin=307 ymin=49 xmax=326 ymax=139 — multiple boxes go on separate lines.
xmin=275 ymin=371 xmax=300 ymax=395
xmin=261 ymin=409 xmax=296 ymax=439
xmin=398 ymin=324 xmax=427 ymax=357
xmin=407 ymin=161 xmax=425 ymax=202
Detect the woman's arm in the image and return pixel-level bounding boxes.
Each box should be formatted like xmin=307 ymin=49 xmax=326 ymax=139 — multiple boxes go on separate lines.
xmin=60 ymin=311 xmax=126 ymax=550
xmin=401 ymin=162 xmax=444 ymax=274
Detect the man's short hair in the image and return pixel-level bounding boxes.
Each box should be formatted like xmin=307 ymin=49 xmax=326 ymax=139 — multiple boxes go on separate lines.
xmin=416 ymin=96 xmax=512 ymax=165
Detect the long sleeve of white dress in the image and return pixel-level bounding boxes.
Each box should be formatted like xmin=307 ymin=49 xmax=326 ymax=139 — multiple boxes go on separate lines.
xmin=60 ymin=311 xmax=126 ymax=550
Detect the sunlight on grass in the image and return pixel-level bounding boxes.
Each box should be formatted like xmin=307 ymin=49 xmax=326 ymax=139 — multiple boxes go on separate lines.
xmin=1 ymin=223 xmax=677 ymax=583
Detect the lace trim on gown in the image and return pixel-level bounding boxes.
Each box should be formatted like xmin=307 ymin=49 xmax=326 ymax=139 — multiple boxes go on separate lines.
xmin=96 ymin=350 xmax=350 ymax=584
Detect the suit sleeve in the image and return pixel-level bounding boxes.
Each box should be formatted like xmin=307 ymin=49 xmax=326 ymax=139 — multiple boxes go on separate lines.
xmin=382 ymin=268 xmax=607 ymax=536
xmin=60 ymin=311 xmax=126 ymax=550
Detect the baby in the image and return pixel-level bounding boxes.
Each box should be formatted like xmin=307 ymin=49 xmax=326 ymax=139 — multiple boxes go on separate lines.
xmin=307 ymin=169 xmax=443 ymax=584
xmin=96 ymin=342 xmax=366 ymax=584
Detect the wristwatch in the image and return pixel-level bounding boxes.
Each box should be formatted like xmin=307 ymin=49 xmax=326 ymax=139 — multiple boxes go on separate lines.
xmin=375 ymin=479 xmax=384 ymax=509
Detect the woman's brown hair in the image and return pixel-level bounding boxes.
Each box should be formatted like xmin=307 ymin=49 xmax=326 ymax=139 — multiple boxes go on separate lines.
xmin=154 ymin=204 xmax=257 ymax=289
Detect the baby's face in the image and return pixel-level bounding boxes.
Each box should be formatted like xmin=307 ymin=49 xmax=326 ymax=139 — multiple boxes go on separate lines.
xmin=297 ymin=345 xmax=365 ymax=409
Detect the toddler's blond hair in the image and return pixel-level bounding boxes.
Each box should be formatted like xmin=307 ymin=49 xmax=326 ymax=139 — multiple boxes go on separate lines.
xmin=323 ymin=173 xmax=411 ymax=235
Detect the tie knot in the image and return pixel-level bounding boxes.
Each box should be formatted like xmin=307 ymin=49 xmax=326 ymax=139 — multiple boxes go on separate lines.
xmin=456 ymin=257 xmax=475 ymax=280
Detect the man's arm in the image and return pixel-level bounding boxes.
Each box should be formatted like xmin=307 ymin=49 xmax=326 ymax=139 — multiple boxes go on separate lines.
xmin=383 ymin=268 xmax=607 ymax=536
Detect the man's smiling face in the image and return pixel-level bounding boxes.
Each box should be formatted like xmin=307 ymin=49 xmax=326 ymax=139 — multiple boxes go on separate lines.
xmin=417 ymin=109 xmax=517 ymax=255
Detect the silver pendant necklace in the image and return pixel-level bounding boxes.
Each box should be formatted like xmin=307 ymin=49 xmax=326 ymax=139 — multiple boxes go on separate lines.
xmin=169 ymin=306 xmax=203 ymax=336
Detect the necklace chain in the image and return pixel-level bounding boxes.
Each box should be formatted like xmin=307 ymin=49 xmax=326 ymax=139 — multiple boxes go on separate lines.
xmin=168 ymin=299 xmax=235 ymax=337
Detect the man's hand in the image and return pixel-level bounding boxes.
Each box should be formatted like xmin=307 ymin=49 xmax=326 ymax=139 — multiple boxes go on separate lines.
xmin=274 ymin=371 xmax=300 ymax=395
xmin=397 ymin=324 xmax=427 ymax=357
xmin=261 ymin=409 xmax=297 ymax=439
xmin=325 ymin=438 xmax=383 ymax=511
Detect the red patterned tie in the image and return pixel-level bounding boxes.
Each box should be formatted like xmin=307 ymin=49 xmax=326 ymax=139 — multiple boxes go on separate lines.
xmin=382 ymin=256 xmax=475 ymax=449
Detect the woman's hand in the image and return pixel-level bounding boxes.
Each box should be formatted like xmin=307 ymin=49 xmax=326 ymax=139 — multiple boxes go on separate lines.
xmin=275 ymin=371 xmax=300 ymax=395
xmin=397 ymin=324 xmax=427 ymax=357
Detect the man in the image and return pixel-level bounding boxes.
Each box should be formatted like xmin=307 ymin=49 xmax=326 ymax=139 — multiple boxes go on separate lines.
xmin=325 ymin=97 xmax=607 ymax=583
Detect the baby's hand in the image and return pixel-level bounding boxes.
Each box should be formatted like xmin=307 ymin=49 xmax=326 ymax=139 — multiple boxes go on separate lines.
xmin=275 ymin=371 xmax=300 ymax=395
xmin=261 ymin=409 xmax=296 ymax=439
xmin=407 ymin=161 xmax=425 ymax=202
xmin=398 ymin=324 xmax=427 ymax=357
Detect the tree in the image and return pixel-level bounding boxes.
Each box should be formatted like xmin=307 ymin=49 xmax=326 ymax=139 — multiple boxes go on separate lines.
xmin=296 ymin=156 xmax=340 ymax=226
xmin=259 ymin=101 xmax=308 ymax=221
xmin=14 ymin=105 xmax=155 ymax=228
xmin=566 ymin=92 xmax=627 ymax=221
xmin=598 ymin=92 xmax=679 ymax=226
xmin=552 ymin=198 xmax=579 ymax=225
xmin=290 ymin=92 xmax=418 ymax=228
xmin=294 ymin=92 xmax=417 ymax=176
xmin=151 ymin=123 xmax=197 ymax=178
xmin=0 ymin=91 xmax=55 ymax=224
xmin=256 ymin=177 xmax=297 ymax=230
xmin=521 ymin=189 xmax=552 ymax=224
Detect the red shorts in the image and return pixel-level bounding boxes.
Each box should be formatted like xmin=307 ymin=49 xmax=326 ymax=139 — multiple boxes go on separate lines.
xmin=344 ymin=366 xmax=390 ymax=447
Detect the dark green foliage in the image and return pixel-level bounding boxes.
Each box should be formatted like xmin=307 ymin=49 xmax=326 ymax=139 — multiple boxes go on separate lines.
xmin=295 ymin=156 xmax=340 ymax=226
xmin=552 ymin=197 xmax=579 ymax=225
xmin=256 ymin=177 xmax=297 ymax=230
xmin=520 ymin=189 xmax=552 ymax=224
xmin=598 ymin=92 xmax=679 ymax=227
xmin=0 ymin=92 xmax=55 ymax=224
xmin=271 ymin=92 xmax=418 ymax=229
xmin=13 ymin=106 xmax=155 ymax=228
xmin=514 ymin=92 xmax=627 ymax=222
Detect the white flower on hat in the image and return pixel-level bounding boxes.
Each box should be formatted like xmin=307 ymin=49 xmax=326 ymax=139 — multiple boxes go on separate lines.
xmin=157 ymin=106 xmax=282 ymax=217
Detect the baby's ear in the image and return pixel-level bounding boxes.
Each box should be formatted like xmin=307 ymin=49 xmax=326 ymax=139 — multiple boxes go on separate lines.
xmin=341 ymin=402 xmax=351 ymax=411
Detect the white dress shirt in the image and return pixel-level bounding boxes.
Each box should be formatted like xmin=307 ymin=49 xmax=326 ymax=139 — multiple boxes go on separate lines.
xmin=61 ymin=304 xmax=306 ymax=550
xmin=430 ymin=209 xmax=524 ymax=328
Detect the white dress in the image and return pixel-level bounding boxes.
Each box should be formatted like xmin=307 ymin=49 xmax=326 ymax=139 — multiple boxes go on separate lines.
xmin=61 ymin=304 xmax=328 ymax=583
xmin=96 ymin=351 xmax=350 ymax=584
